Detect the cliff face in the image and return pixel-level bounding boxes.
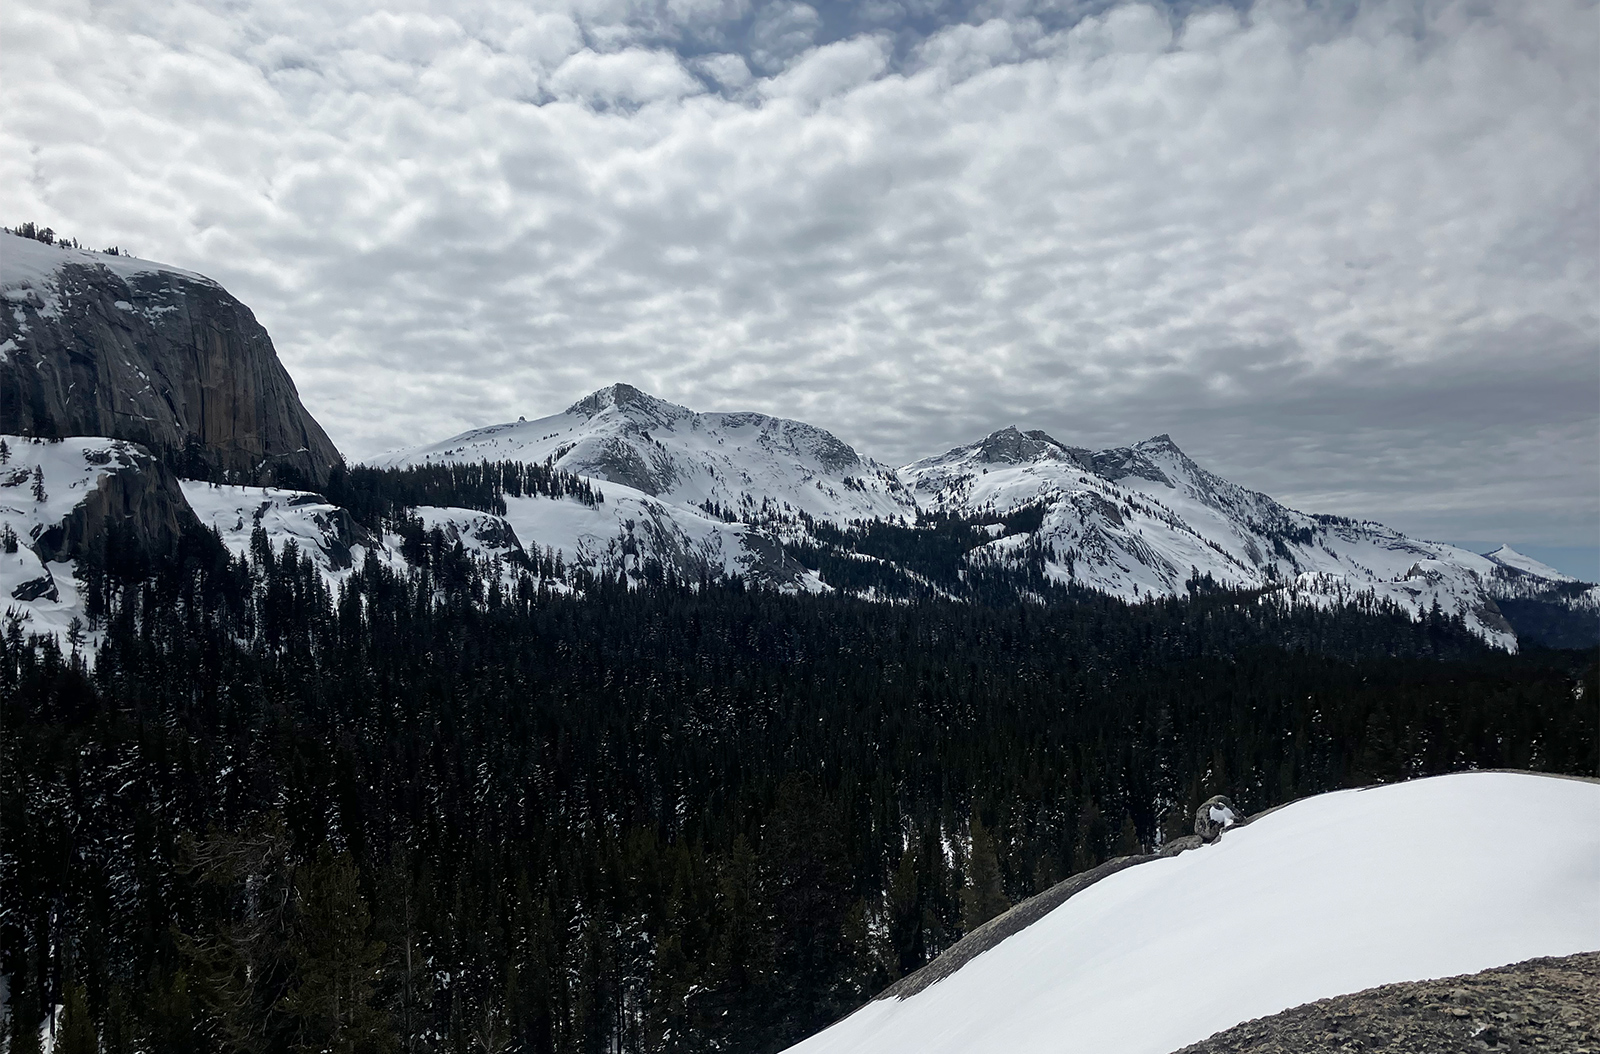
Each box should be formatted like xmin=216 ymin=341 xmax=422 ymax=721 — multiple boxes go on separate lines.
xmin=31 ymin=448 xmax=196 ymax=566
xmin=1 ymin=436 xmax=199 ymax=604
xmin=0 ymin=233 xmax=342 ymax=486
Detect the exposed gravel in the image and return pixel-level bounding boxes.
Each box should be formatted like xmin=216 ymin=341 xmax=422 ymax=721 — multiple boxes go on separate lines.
xmin=1173 ymin=952 xmax=1600 ymax=1053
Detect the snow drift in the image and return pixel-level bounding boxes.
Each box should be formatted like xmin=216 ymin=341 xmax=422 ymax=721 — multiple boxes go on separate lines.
xmin=783 ymin=771 xmax=1600 ymax=1054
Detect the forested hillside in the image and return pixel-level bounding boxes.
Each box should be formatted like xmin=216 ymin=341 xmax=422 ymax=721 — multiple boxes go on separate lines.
xmin=3 ymin=525 xmax=1594 ymax=1053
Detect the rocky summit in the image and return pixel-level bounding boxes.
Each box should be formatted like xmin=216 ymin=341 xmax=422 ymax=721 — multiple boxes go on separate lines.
xmin=0 ymin=232 xmax=340 ymax=487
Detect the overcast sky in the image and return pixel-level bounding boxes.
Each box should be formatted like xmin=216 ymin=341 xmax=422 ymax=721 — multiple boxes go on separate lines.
xmin=4 ymin=0 xmax=1596 ymax=569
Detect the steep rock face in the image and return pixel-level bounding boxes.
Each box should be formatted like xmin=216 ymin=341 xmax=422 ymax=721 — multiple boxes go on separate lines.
xmin=0 ymin=434 xmax=199 ymax=636
xmin=33 ymin=450 xmax=194 ymax=565
xmin=0 ymin=234 xmax=341 ymax=486
xmin=1 ymin=435 xmax=197 ymax=567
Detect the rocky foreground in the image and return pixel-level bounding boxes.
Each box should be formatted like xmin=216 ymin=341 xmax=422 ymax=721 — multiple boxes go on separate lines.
xmin=1174 ymin=952 xmax=1600 ymax=1053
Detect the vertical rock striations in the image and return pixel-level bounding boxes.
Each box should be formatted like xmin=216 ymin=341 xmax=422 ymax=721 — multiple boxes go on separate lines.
xmin=0 ymin=233 xmax=341 ymax=486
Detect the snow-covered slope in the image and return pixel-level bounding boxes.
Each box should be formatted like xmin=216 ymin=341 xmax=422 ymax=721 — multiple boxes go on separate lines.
xmin=902 ymin=428 xmax=1524 ymax=648
xmin=1483 ymin=544 xmax=1575 ymax=583
xmin=181 ymin=482 xmax=389 ymax=578
xmin=0 ymin=232 xmax=217 ymax=315
xmin=366 ymin=388 xmax=1585 ymax=647
xmin=180 ymin=482 xmax=539 ymax=583
xmin=373 ymin=383 xmax=916 ymax=525
xmin=369 ymin=383 xmax=901 ymax=590
xmin=785 ymin=771 xmax=1600 ymax=1054
xmin=0 ymin=434 xmax=174 ymax=654
xmin=497 ymin=486 xmax=824 ymax=590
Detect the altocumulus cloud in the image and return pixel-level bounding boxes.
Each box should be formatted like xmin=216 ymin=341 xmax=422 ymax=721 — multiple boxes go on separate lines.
xmin=2 ymin=0 xmax=1595 ymax=552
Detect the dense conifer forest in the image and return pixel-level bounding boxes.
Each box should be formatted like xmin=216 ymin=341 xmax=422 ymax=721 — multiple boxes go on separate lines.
xmin=3 ymin=522 xmax=1594 ymax=1054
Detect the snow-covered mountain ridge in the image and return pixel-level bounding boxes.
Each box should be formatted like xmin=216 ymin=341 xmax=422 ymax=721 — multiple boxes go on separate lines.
xmin=5 ymin=380 xmax=1588 ymax=654
xmin=372 ymin=382 xmax=916 ymax=524
xmin=371 ymin=386 xmax=1594 ymax=650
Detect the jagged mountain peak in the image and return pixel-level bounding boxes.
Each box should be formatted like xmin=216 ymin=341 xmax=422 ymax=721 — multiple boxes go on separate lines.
xmin=1135 ymin=432 xmax=1180 ymax=450
xmin=973 ymin=426 xmax=1094 ymax=468
xmin=1092 ymin=433 xmax=1210 ymax=489
xmin=565 ymin=383 xmax=693 ymax=427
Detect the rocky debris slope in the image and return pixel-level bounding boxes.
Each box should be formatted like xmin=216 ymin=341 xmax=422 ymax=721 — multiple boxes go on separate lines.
xmin=0 ymin=233 xmax=340 ymax=486
xmin=1173 ymin=953 xmax=1600 ymax=1054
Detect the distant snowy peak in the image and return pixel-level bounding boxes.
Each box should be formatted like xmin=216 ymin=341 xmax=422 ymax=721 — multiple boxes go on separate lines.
xmin=899 ymin=428 xmax=1541 ymax=648
xmin=375 ymin=383 xmax=916 ymax=524
xmin=565 ymin=382 xmax=694 ymax=427
xmin=371 ymin=388 xmax=1588 ymax=650
xmin=1483 ymin=544 xmax=1575 ymax=584
xmin=968 ymin=427 xmax=1094 ymax=469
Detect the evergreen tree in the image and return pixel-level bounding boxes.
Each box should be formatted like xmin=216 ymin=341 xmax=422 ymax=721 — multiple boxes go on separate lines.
xmin=8 ymin=984 xmax=43 ymax=1054
xmin=887 ymin=845 xmax=921 ymax=978
xmin=56 ymin=981 xmax=97 ymax=1054
xmin=279 ymin=848 xmax=395 ymax=1054
xmin=961 ymin=814 xmax=1010 ymax=932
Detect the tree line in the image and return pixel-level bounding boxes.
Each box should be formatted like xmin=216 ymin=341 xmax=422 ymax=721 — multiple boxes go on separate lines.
xmin=2 ymin=524 xmax=1594 ymax=1053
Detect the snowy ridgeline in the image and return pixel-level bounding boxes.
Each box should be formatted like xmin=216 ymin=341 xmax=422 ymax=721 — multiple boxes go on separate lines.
xmin=0 ymin=437 xmax=823 ymax=656
xmin=369 ymin=386 xmax=1596 ymax=650
xmin=0 ymin=438 xmax=565 ymax=655
xmin=0 ymin=231 xmax=215 ymax=329
xmin=6 ymin=399 xmax=1595 ymax=654
xmin=782 ymin=771 xmax=1600 ymax=1054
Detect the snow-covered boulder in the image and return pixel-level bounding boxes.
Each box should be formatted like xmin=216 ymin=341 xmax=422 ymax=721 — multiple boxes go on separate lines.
xmin=1194 ymin=795 xmax=1241 ymax=842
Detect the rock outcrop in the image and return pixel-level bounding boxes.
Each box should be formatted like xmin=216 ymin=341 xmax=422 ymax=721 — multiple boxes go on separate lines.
xmin=0 ymin=233 xmax=341 ymax=487
xmin=1173 ymin=952 xmax=1600 ymax=1053
xmin=1195 ymin=795 xmax=1242 ymax=842
xmin=0 ymin=435 xmax=201 ymax=617
xmin=31 ymin=448 xmax=196 ymax=565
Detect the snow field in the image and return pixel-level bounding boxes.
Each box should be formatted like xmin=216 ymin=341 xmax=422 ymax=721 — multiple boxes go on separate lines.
xmin=784 ymin=772 xmax=1600 ymax=1054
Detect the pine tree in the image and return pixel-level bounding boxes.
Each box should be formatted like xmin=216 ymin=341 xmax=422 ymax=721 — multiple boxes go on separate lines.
xmin=961 ymin=814 xmax=1010 ymax=932
xmin=31 ymin=465 xmax=46 ymax=502
xmin=56 ymin=981 xmax=98 ymax=1054
xmin=0 ymin=437 xmax=10 ymax=463
xmin=278 ymin=848 xmax=395 ymax=1054
xmin=1115 ymin=812 xmax=1142 ymax=857
xmin=8 ymin=981 xmax=43 ymax=1054
xmin=887 ymin=844 xmax=921 ymax=978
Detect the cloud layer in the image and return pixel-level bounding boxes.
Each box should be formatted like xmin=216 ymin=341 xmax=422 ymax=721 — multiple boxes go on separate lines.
xmin=3 ymin=0 xmax=1595 ymax=550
